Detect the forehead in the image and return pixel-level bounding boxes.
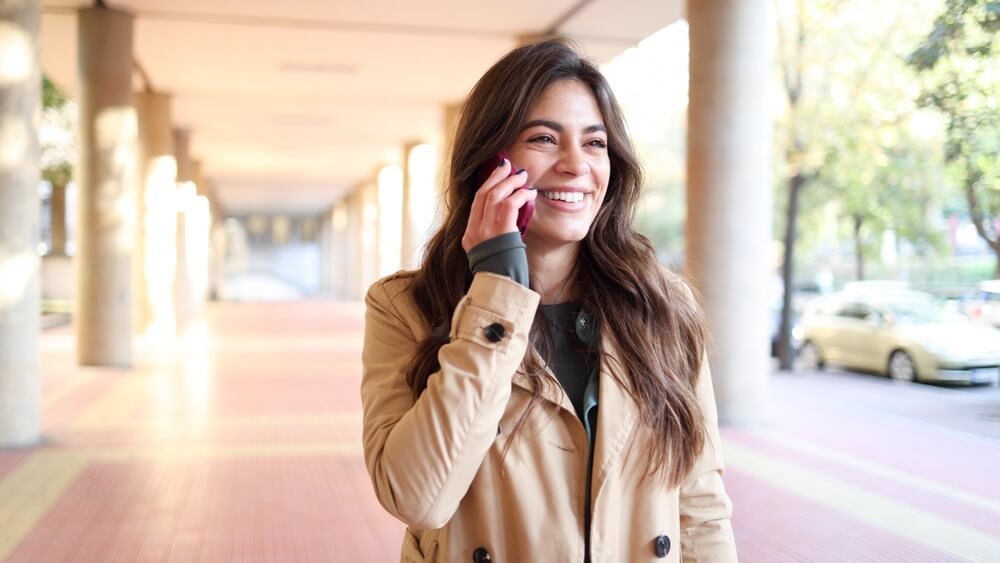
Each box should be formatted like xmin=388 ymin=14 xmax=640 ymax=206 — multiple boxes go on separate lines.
xmin=527 ymin=79 xmax=605 ymax=124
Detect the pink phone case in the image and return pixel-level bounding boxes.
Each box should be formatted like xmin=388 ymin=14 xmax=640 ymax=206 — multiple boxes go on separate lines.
xmin=476 ymin=150 xmax=535 ymax=236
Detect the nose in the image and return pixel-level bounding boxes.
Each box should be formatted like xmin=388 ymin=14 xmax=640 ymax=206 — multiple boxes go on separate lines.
xmin=554 ymin=144 xmax=589 ymax=177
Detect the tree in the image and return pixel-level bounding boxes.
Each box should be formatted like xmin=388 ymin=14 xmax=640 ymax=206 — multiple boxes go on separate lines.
xmin=773 ymin=0 xmax=831 ymax=370
xmin=820 ymin=104 xmax=946 ymax=281
xmin=908 ymin=0 xmax=1000 ymax=274
xmin=773 ymin=0 xmax=948 ymax=369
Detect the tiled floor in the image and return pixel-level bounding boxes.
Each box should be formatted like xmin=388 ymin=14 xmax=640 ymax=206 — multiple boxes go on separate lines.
xmin=1 ymin=301 xmax=999 ymax=562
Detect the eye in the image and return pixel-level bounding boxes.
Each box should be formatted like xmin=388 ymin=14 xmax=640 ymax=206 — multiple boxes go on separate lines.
xmin=587 ymin=138 xmax=608 ymax=149
xmin=528 ymin=134 xmax=556 ymax=145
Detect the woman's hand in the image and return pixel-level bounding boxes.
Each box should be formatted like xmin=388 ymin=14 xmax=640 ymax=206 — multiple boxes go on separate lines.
xmin=462 ymin=158 xmax=537 ymax=252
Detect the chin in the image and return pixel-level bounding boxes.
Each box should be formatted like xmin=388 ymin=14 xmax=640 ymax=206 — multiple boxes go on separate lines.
xmin=525 ymin=225 xmax=590 ymax=246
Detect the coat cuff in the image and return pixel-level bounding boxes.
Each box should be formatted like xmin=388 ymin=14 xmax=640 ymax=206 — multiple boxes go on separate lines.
xmin=450 ymin=272 xmax=540 ymax=348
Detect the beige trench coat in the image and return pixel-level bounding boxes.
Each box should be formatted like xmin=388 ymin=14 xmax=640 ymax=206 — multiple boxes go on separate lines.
xmin=362 ymin=271 xmax=738 ymax=562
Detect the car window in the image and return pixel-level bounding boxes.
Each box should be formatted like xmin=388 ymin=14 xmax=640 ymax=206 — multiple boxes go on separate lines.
xmin=836 ymin=303 xmax=871 ymax=320
xmin=881 ymin=295 xmax=956 ymax=324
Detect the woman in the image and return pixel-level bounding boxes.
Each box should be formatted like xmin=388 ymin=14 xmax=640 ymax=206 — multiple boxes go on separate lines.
xmin=362 ymin=38 xmax=737 ymax=562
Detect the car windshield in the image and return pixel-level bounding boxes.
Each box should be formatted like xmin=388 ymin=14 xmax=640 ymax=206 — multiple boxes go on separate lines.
xmin=877 ymin=295 xmax=958 ymax=324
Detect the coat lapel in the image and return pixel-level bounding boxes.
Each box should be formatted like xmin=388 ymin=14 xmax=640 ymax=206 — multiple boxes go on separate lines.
xmin=591 ymin=335 xmax=639 ymax=499
xmin=512 ymin=347 xmax=576 ymax=414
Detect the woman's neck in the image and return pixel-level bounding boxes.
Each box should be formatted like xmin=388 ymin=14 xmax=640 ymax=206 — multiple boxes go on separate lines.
xmin=526 ymin=242 xmax=580 ymax=305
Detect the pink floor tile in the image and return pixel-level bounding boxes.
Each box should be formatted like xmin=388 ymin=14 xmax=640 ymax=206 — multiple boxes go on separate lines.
xmin=7 ymin=457 xmax=403 ymax=563
xmin=728 ymin=469 xmax=964 ymax=563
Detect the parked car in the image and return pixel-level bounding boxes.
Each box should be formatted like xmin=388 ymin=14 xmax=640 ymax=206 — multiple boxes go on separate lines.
xmin=799 ymin=288 xmax=1000 ymax=384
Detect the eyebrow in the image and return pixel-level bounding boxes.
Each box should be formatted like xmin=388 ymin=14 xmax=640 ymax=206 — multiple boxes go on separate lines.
xmin=520 ymin=119 xmax=607 ymax=134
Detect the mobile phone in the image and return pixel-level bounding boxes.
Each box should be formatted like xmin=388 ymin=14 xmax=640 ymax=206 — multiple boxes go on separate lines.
xmin=475 ymin=150 xmax=534 ymax=236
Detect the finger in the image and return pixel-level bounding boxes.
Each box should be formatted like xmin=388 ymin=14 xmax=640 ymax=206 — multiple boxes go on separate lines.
xmin=491 ymin=187 xmax=537 ymax=229
xmin=469 ymin=157 xmax=511 ymax=226
xmin=483 ymin=168 xmax=529 ymax=209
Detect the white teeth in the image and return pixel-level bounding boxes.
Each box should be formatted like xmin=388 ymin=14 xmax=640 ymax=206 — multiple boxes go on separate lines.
xmin=541 ymin=191 xmax=584 ymax=203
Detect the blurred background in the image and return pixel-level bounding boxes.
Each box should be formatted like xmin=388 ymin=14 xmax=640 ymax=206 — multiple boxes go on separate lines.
xmin=2 ymin=0 xmax=999 ymax=561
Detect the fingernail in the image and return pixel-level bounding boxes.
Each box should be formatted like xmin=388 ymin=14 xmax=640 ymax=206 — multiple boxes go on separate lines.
xmin=516 ymin=168 xmax=525 ymax=175
xmin=497 ymin=158 xmax=505 ymax=167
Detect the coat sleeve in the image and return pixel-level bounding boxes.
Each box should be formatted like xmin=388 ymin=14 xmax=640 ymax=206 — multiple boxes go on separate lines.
xmin=361 ymin=272 xmax=540 ymax=529
xmin=679 ymin=358 xmax=739 ymax=562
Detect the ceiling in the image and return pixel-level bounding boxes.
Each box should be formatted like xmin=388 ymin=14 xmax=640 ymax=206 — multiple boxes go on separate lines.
xmin=40 ymin=0 xmax=683 ymax=215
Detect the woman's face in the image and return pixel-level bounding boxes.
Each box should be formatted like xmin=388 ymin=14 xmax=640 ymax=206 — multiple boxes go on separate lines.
xmin=505 ymin=79 xmax=611 ymax=249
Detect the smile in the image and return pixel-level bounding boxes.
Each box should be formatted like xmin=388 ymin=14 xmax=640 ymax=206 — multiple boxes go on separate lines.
xmin=539 ymin=191 xmax=585 ymax=203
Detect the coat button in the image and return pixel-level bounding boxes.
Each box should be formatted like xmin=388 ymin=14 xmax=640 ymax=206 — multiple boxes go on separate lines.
xmin=654 ymin=534 xmax=671 ymax=558
xmin=574 ymin=311 xmax=597 ymax=344
xmin=484 ymin=323 xmax=505 ymax=343
xmin=472 ymin=546 xmax=492 ymax=562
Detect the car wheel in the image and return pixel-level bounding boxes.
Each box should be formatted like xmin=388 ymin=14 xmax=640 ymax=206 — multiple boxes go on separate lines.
xmin=799 ymin=341 xmax=824 ymax=371
xmin=888 ymin=350 xmax=917 ymax=382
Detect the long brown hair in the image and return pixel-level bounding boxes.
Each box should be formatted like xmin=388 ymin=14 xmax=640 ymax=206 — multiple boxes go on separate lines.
xmin=405 ymin=37 xmax=707 ymax=486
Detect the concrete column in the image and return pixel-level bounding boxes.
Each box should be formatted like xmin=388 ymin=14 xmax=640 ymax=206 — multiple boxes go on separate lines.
xmin=207 ymin=181 xmax=226 ymax=301
xmin=401 ymin=143 xmax=439 ymax=269
xmin=362 ymin=180 xmax=381 ymax=291
xmin=174 ymin=199 xmax=196 ymax=330
xmin=173 ymin=129 xmax=192 ymax=183
xmin=318 ymin=211 xmax=332 ymax=294
xmin=0 ymin=0 xmax=42 ymax=446
xmin=187 ymin=159 xmax=209 ymax=307
xmin=50 ymin=181 xmax=67 ymax=254
xmin=401 ymin=142 xmax=418 ymax=270
xmin=172 ymin=128 xmax=196 ymax=330
xmin=346 ymin=189 xmax=363 ymax=299
xmin=75 ymin=5 xmax=136 ymax=367
xmin=191 ymin=160 xmax=204 ymax=195
xmin=133 ymin=91 xmax=176 ymax=339
xmin=330 ymin=202 xmax=348 ymax=297
xmin=376 ymin=165 xmax=402 ymax=277
xmin=685 ymin=0 xmax=772 ymax=425
xmin=441 ymin=102 xmax=462 ymax=188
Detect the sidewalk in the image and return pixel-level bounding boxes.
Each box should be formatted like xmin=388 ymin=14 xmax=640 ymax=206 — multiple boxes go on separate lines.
xmin=726 ymin=368 xmax=1000 ymax=562
xmin=1 ymin=301 xmax=998 ymax=562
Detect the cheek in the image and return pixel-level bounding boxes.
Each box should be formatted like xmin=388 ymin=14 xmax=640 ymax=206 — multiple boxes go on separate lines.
xmin=594 ymin=176 xmax=611 ymax=208
xmin=593 ymin=191 xmax=608 ymax=212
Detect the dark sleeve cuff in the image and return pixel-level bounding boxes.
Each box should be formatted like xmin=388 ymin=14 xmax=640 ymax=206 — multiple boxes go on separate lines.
xmin=467 ymin=232 xmax=529 ymax=287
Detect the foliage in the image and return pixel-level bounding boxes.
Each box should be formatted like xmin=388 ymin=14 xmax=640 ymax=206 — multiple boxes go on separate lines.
xmin=907 ymin=0 xmax=1000 ymax=271
xmin=607 ymin=1 xmax=986 ymax=291
xmin=773 ymin=0 xmax=950 ymax=283
xmin=40 ymin=75 xmax=75 ymax=188
xmin=43 ymin=75 xmax=67 ymax=110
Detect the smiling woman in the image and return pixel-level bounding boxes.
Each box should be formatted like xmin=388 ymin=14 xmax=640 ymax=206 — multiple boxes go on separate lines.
xmin=360 ymin=38 xmax=737 ymax=563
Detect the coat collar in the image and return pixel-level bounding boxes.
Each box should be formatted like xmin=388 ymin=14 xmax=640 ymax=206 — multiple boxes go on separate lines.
xmin=512 ymin=348 xmax=575 ymax=413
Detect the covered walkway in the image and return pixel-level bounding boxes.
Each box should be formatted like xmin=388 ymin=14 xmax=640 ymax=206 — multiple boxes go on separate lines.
xmin=2 ymin=301 xmax=998 ymax=562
